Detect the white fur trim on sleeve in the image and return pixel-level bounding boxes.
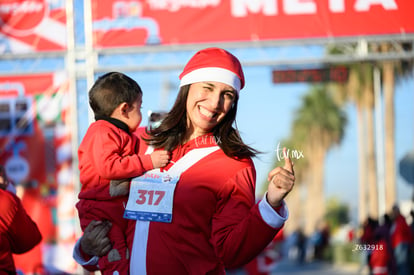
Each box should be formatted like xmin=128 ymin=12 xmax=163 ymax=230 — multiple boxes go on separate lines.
xmin=72 ymin=238 xmax=100 ymax=266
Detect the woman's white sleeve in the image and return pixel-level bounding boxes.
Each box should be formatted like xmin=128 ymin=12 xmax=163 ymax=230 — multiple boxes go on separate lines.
xmin=72 ymin=238 xmax=100 ymax=266
xmin=258 ymin=192 xmax=289 ymax=228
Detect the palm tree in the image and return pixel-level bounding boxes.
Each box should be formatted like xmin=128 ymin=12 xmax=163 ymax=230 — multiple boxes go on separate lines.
xmin=327 ymin=44 xmax=379 ymax=221
xmin=346 ymin=62 xmax=379 ymax=220
xmin=378 ymin=42 xmax=413 ymax=213
xmin=361 ymin=63 xmax=379 ymax=219
xmin=328 ymin=63 xmax=370 ymax=223
xmin=381 ymin=51 xmax=396 ymax=213
xmin=290 ymin=85 xmax=347 ymax=234
xmin=326 ymin=41 xmax=413 ymax=221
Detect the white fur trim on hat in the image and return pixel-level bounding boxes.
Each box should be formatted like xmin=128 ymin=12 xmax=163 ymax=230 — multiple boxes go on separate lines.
xmin=179 ymin=67 xmax=241 ymax=92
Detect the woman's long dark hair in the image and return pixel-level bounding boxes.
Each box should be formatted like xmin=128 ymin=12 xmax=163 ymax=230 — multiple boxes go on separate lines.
xmin=144 ymin=85 xmax=259 ymax=159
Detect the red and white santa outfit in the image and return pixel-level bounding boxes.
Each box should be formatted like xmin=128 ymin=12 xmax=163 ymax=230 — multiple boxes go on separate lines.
xmin=0 ymin=189 xmax=42 ymax=273
xmin=369 ymin=238 xmax=391 ymax=275
xmin=390 ymin=211 xmax=413 ymax=275
xmin=74 ymin=48 xmax=289 ymax=274
xmin=242 ymin=229 xmax=284 ymax=275
xmin=76 ymin=117 xmax=153 ymax=274
xmin=75 ymin=131 xmax=288 ymax=274
xmin=390 ymin=213 xmax=413 ymax=249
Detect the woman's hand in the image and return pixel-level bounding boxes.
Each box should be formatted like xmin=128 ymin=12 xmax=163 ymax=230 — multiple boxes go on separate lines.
xmin=266 ymin=147 xmax=295 ymax=208
xmin=80 ymin=220 xmax=112 ymax=257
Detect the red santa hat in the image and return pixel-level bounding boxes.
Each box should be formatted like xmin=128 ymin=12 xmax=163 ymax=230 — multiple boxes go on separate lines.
xmin=179 ymin=47 xmax=245 ymax=93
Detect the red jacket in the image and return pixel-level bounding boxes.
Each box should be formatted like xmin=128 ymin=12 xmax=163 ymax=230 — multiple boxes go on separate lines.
xmin=0 ymin=190 xmax=42 ymax=273
xmin=129 ymin=132 xmax=283 ymax=274
xmin=78 ymin=119 xmax=153 ymax=201
xmin=76 ymin=119 xmax=154 ymax=273
xmin=75 ymin=130 xmax=287 ymax=274
xmin=390 ymin=214 xmax=413 ymax=248
xmin=369 ymin=239 xmax=391 ymax=275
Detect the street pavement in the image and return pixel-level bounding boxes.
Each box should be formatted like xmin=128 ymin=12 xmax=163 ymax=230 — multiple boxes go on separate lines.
xmin=271 ymin=259 xmax=361 ymax=275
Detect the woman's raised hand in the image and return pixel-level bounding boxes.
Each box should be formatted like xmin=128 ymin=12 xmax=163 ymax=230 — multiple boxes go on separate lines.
xmin=266 ymin=147 xmax=295 ymax=208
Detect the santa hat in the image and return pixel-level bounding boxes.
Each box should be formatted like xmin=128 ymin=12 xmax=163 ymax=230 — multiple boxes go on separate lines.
xmin=179 ymin=47 xmax=245 ymax=93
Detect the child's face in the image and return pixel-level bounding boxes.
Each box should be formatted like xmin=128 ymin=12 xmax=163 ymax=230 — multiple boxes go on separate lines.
xmin=125 ymin=94 xmax=142 ymax=132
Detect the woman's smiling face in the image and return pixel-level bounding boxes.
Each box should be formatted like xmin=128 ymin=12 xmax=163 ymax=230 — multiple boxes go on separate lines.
xmin=186 ymin=81 xmax=236 ymax=140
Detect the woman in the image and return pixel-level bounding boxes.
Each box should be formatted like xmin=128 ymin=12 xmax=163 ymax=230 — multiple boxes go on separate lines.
xmin=74 ymin=47 xmax=295 ymax=274
xmin=0 ymin=166 xmax=42 ymax=273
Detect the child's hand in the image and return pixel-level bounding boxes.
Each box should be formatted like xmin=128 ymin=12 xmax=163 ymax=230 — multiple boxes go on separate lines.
xmin=151 ymin=150 xmax=170 ymax=168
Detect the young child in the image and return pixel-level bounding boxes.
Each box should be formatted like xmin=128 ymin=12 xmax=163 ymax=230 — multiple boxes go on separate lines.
xmin=76 ymin=72 xmax=170 ymax=274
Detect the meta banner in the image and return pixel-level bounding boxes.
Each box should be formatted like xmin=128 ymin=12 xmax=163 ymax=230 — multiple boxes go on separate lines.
xmin=0 ymin=0 xmax=67 ymax=53
xmin=92 ymin=0 xmax=414 ymax=48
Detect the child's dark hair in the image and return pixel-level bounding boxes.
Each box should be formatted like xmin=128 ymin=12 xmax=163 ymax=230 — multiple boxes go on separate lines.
xmin=89 ymin=72 xmax=142 ymax=119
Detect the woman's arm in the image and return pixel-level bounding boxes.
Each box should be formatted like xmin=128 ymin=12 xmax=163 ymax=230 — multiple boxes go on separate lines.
xmin=210 ymin=167 xmax=288 ymax=269
xmin=72 ymin=220 xmax=112 ymax=270
xmin=0 ymin=190 xmax=42 ymax=254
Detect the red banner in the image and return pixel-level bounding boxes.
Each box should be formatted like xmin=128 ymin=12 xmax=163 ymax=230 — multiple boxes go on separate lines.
xmin=0 ymin=73 xmax=78 ymax=273
xmin=0 ymin=0 xmax=67 ymax=53
xmin=92 ymin=0 xmax=414 ymax=48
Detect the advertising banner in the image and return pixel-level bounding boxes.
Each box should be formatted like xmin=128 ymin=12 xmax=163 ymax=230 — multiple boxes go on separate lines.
xmin=92 ymin=0 xmax=414 ymax=48
xmin=0 ymin=72 xmax=78 ymax=273
xmin=0 ymin=0 xmax=67 ymax=53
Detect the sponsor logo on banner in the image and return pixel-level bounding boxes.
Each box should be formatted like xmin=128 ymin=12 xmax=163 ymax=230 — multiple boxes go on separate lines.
xmin=0 ymin=0 xmax=47 ymax=36
xmin=92 ymin=0 xmax=414 ymax=48
xmin=0 ymin=0 xmax=67 ymax=53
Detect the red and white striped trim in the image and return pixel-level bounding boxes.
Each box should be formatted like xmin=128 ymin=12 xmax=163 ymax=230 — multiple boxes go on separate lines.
xmin=130 ymin=146 xmax=220 ymax=274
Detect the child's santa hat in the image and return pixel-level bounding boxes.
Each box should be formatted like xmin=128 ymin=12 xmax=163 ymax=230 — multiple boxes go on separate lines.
xmin=179 ymin=47 xmax=245 ymax=93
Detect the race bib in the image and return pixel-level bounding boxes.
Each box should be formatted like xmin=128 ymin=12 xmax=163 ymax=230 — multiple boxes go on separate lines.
xmin=124 ymin=171 xmax=179 ymax=223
